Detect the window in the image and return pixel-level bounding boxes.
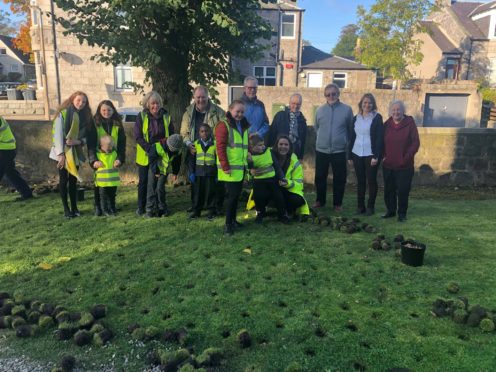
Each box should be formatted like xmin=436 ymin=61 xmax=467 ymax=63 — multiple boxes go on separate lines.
xmin=0 ymin=48 xmax=6 ymax=55
xmin=254 ymin=66 xmax=276 ymax=86
xmin=306 ymin=72 xmax=323 ymax=88
xmin=445 ymin=58 xmax=460 ymax=80
xmin=114 ymin=64 xmax=133 ymax=90
xmin=333 ymin=72 xmax=347 ymax=88
xmin=281 ymin=13 xmax=295 ymax=39
xmin=11 ymin=64 xmax=19 ymax=72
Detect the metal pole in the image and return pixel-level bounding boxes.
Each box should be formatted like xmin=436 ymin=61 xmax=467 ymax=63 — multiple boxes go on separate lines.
xmin=35 ymin=6 xmax=51 ymax=120
xmin=49 ymin=0 xmax=61 ymax=105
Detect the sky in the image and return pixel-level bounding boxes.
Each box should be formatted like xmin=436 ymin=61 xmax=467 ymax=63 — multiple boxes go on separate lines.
xmin=0 ymin=0 xmax=491 ymax=53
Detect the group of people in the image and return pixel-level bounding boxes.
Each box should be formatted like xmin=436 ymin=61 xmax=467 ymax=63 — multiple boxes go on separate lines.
xmin=0 ymin=76 xmax=420 ymax=235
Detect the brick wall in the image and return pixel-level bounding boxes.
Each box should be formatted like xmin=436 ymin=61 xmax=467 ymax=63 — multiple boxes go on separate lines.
xmin=0 ymin=101 xmax=45 ymax=116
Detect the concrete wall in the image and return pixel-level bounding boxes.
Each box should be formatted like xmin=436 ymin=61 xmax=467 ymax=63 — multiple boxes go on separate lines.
xmin=410 ymin=32 xmax=444 ymax=80
xmin=7 ymin=121 xmax=496 ymax=188
xmin=0 ymin=100 xmax=45 ymax=115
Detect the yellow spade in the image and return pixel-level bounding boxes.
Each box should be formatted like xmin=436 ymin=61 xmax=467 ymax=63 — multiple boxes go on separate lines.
xmin=246 ymin=189 xmax=255 ymax=210
xmin=64 ymin=111 xmax=82 ymax=181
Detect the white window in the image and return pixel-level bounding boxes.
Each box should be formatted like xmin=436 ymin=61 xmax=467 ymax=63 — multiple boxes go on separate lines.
xmin=31 ymin=8 xmax=39 ymax=26
xmin=11 ymin=64 xmax=19 ymax=72
xmin=333 ymin=72 xmax=347 ymax=88
xmin=306 ymin=72 xmax=323 ymax=88
xmin=281 ymin=13 xmax=295 ymax=39
xmin=254 ymin=66 xmax=276 ymax=86
xmin=114 ymin=64 xmax=133 ymax=90
xmin=0 ymin=49 xmax=6 ymax=55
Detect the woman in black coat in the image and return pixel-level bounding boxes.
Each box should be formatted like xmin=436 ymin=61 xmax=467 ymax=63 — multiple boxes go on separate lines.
xmin=347 ymin=93 xmax=384 ymax=215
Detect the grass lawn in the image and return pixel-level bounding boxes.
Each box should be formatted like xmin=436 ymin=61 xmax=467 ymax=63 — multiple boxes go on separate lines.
xmin=1 ymin=184 xmax=496 ymax=371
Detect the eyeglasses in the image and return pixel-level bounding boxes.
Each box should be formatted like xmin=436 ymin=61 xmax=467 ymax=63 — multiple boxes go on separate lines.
xmin=325 ymin=92 xmax=338 ymax=97
xmin=245 ymin=86 xmax=258 ymax=90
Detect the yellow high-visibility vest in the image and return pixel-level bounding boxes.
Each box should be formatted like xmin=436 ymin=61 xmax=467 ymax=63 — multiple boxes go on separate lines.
xmin=95 ymin=151 xmax=120 ymax=187
xmin=0 ymin=117 xmax=16 ymax=150
xmin=216 ymin=121 xmax=248 ymax=182
xmin=136 ymin=112 xmax=170 ymax=166
xmin=251 ymin=148 xmax=275 ymax=179
xmin=194 ymin=139 xmax=216 ymax=168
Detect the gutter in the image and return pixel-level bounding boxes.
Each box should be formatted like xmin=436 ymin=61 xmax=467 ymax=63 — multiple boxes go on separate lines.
xmin=50 ymin=0 xmax=61 ymax=105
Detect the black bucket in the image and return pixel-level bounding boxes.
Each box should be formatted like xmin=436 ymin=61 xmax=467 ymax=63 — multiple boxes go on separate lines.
xmin=77 ymin=188 xmax=85 ymax=201
xmin=401 ymin=240 xmax=426 ymax=267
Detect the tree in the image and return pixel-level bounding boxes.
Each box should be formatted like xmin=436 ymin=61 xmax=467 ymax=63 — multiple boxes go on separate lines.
xmin=52 ymin=0 xmax=276 ymax=126
xmin=0 ymin=9 xmax=16 ymax=36
xmin=356 ymin=0 xmax=435 ymax=82
xmin=332 ymin=24 xmax=358 ymax=58
xmin=2 ymin=0 xmax=32 ymax=57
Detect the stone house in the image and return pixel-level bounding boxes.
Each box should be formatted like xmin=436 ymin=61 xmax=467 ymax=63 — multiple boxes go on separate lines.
xmin=0 ymin=35 xmax=34 ymax=80
xmin=411 ymin=0 xmax=496 ymax=85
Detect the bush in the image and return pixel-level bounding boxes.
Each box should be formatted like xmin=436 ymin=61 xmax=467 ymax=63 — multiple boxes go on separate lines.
xmin=480 ymin=87 xmax=496 ymax=104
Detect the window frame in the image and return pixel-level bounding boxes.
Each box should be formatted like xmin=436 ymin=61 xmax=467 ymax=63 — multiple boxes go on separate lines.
xmin=280 ymin=12 xmax=296 ymax=39
xmin=114 ymin=64 xmax=133 ymax=91
xmin=445 ymin=57 xmax=460 ymax=80
xmin=306 ymin=71 xmax=323 ymax=88
xmin=0 ymin=48 xmax=6 ymax=55
xmin=10 ymin=64 xmax=19 ymax=73
xmin=253 ymin=66 xmax=276 ymax=86
xmin=332 ymin=71 xmax=348 ymax=88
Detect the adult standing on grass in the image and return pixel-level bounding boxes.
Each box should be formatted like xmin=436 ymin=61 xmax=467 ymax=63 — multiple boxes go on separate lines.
xmin=87 ymin=100 xmax=126 ymax=216
xmin=347 ymin=93 xmax=384 ymax=216
xmin=273 ymin=135 xmax=310 ymax=218
xmin=215 ymin=100 xmax=250 ymax=236
xmin=382 ymin=100 xmax=420 ymax=222
xmin=49 ymin=91 xmax=92 ymax=218
xmin=314 ymin=83 xmax=353 ymax=212
xmin=0 ymin=116 xmax=33 ymax=201
xmin=180 ymin=85 xmax=226 ymax=213
xmin=268 ymin=93 xmax=307 ymax=160
xmin=241 ymin=76 xmax=269 ymax=139
xmin=134 ymin=91 xmax=175 ymax=216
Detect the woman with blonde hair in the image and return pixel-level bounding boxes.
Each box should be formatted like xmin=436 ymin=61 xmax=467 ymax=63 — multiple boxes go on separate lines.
xmin=133 ymin=91 xmax=175 ymax=216
xmin=49 ymin=91 xmax=92 ymax=218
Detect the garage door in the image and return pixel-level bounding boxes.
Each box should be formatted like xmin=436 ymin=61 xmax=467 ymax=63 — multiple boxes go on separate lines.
xmin=423 ymin=94 xmax=468 ymax=127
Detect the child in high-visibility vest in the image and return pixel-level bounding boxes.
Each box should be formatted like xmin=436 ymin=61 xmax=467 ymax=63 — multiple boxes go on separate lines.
xmin=94 ymin=135 xmax=120 ymax=216
xmin=188 ymin=123 xmax=217 ymax=220
xmin=247 ymin=133 xmax=290 ymax=224
xmin=145 ymin=134 xmax=183 ymax=218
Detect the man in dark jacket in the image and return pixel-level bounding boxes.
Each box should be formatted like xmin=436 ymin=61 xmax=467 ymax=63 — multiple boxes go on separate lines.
xmin=268 ymin=93 xmax=307 ymax=160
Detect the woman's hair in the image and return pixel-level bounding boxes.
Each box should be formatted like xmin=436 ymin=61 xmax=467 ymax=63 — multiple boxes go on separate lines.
xmin=55 ymin=91 xmax=92 ymax=128
xmin=228 ymin=99 xmax=245 ymax=111
xmin=389 ymin=100 xmax=406 ymax=116
xmin=358 ymin=93 xmax=378 ymax=114
xmin=141 ymin=91 xmax=163 ymax=110
xmin=94 ymin=100 xmax=123 ymax=128
xmin=272 ymin=135 xmax=294 ymax=174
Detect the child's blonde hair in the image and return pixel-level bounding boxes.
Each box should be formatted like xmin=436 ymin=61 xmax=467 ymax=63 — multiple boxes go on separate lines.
xmin=99 ymin=135 xmax=114 ymax=149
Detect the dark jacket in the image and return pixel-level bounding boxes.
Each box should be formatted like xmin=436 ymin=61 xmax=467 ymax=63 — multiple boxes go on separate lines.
xmin=87 ymin=120 xmax=126 ymax=166
xmin=383 ymin=115 xmax=420 ymax=170
xmin=187 ymin=138 xmax=217 ymax=177
xmin=268 ymin=108 xmax=308 ymax=159
xmin=133 ymin=108 xmax=174 ymax=153
xmin=347 ymin=113 xmax=384 ymax=160
xmin=215 ymin=112 xmax=250 ymax=172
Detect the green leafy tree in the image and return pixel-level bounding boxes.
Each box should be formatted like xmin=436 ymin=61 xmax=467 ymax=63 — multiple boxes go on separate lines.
xmin=356 ymin=0 xmax=435 ymax=82
xmin=52 ymin=0 xmax=276 ymax=125
xmin=332 ymin=24 xmax=358 ymax=58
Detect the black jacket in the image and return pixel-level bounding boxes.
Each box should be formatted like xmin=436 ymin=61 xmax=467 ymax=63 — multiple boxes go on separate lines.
xmin=347 ymin=113 xmax=384 ymax=160
xmin=268 ymin=108 xmax=307 ymax=159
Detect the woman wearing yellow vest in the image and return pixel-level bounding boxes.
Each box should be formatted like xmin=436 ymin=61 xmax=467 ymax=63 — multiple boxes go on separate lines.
xmin=215 ymin=100 xmax=250 ymax=236
xmin=133 ymin=91 xmax=175 ymax=216
xmin=88 ymin=100 xmax=126 ymax=216
xmin=0 ymin=116 xmax=33 ymax=201
xmin=273 ymin=135 xmax=310 ymax=219
xmin=49 ymin=91 xmax=92 ymax=218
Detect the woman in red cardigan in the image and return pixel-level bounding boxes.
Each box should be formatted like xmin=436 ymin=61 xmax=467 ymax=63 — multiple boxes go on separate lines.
xmin=382 ymin=100 xmax=420 ymax=222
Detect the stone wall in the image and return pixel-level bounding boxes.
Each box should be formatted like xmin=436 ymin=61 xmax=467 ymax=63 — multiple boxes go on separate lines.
xmin=0 ymin=101 xmax=45 ymax=116
xmin=7 ymin=121 xmax=496 ymax=187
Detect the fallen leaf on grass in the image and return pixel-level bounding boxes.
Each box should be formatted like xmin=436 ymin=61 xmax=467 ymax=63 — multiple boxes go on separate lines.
xmin=38 ymin=263 xmax=54 ymax=270
xmin=243 ymin=248 xmax=252 ymax=255
xmin=57 ymin=256 xmax=72 ymax=263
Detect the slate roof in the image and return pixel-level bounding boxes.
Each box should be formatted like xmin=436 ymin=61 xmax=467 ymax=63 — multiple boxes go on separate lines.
xmin=450 ymin=1 xmax=487 ymax=39
xmin=261 ymin=0 xmax=302 ymax=11
xmin=301 ymin=45 xmax=370 ymax=70
xmin=0 ymin=35 xmax=30 ymax=64
xmin=468 ymin=1 xmax=496 ymax=17
xmin=420 ymin=21 xmax=462 ymax=54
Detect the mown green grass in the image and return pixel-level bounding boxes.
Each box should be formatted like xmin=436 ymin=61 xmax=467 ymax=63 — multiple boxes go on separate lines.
xmin=1 ymin=185 xmax=496 ymax=371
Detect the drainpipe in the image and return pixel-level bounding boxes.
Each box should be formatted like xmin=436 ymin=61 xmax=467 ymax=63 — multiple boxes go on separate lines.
xmin=295 ymin=10 xmax=303 ymax=87
xmin=466 ymin=38 xmax=473 ymax=80
xmin=276 ymin=6 xmax=284 ymax=86
xmin=50 ymin=0 xmax=61 ymax=105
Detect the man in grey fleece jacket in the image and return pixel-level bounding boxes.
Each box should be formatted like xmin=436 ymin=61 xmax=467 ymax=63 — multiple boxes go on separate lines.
xmin=314 ymin=83 xmax=353 ymax=210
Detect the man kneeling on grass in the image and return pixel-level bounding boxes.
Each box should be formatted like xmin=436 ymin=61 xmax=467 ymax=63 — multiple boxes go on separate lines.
xmin=247 ymin=133 xmax=290 ymax=225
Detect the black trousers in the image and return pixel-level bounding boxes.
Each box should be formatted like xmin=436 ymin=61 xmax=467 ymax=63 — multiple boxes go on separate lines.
xmin=224 ymin=181 xmax=243 ymax=225
xmin=315 ymin=151 xmax=347 ymax=207
xmin=352 ymin=154 xmax=379 ymax=210
xmin=192 ymin=176 xmax=216 ymax=214
xmin=281 ymin=188 xmax=305 ymax=214
xmin=137 ymin=164 xmax=149 ymax=212
xmin=98 ymin=186 xmax=117 ymax=213
xmin=383 ymin=167 xmax=414 ymax=217
xmin=253 ymin=178 xmax=286 ymax=217
xmin=0 ymin=149 xmax=32 ymax=198
xmin=146 ymin=171 xmax=167 ymax=213
xmin=59 ymin=167 xmax=78 ymax=212
xmin=215 ymin=181 xmax=225 ymax=212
